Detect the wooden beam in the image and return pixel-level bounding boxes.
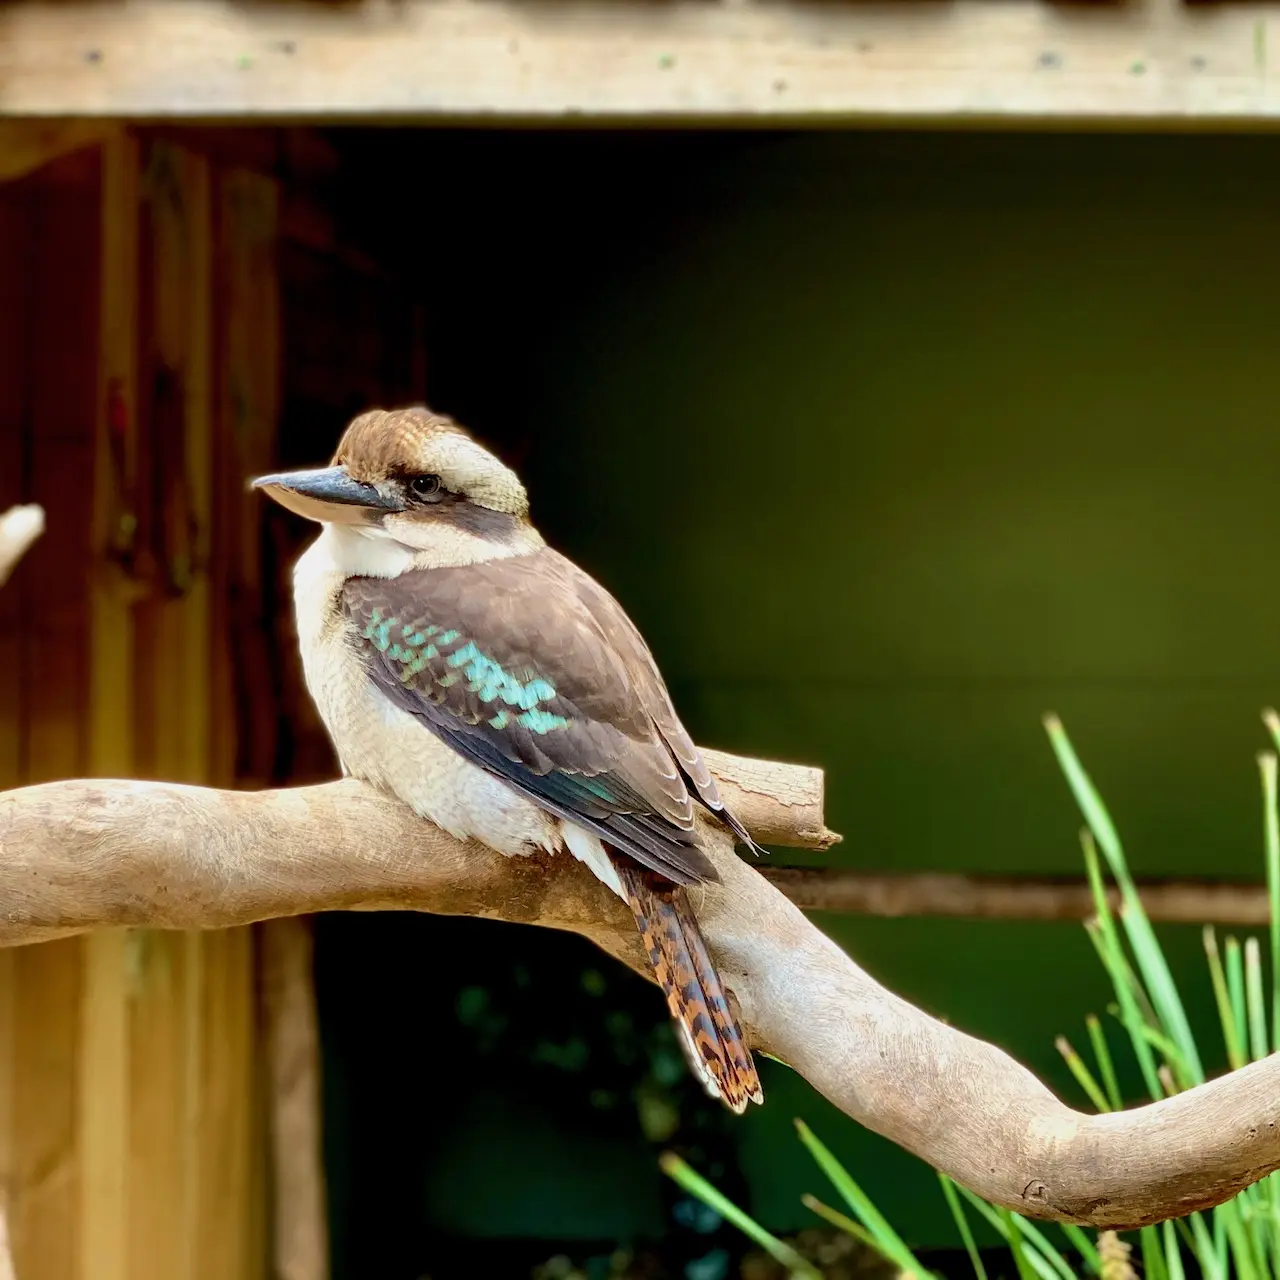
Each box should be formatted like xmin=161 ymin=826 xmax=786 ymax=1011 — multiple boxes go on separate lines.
xmin=2 ymin=0 xmax=1280 ymax=126
xmin=767 ymin=869 xmax=1278 ymax=926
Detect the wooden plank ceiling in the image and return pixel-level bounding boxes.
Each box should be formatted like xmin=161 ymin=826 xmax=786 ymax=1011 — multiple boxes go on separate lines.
xmin=1 ymin=0 xmax=1279 ymax=127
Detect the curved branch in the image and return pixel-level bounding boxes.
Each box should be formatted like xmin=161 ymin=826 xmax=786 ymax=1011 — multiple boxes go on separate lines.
xmin=0 ymin=760 xmax=1274 ymax=1229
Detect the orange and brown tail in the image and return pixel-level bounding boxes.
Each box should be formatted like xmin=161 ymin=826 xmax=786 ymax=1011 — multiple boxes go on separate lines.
xmin=615 ymin=861 xmax=763 ymax=1114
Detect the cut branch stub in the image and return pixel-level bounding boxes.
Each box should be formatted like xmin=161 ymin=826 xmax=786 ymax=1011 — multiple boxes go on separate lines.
xmin=0 ymin=504 xmax=44 ymax=586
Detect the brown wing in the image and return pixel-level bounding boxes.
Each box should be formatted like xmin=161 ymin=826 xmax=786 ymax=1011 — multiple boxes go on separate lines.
xmin=341 ymin=547 xmax=750 ymax=884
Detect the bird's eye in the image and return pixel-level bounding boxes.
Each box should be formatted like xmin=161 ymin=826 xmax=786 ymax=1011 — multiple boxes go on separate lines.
xmin=408 ymin=474 xmax=442 ymax=500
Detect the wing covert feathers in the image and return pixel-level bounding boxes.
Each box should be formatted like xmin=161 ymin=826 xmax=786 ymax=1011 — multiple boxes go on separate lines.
xmin=341 ymin=549 xmax=753 ymax=882
xmin=616 ymin=859 xmax=763 ymax=1114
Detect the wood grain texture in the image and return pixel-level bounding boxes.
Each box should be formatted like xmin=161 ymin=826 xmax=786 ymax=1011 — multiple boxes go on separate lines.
xmin=10 ymin=940 xmax=80 ymax=1280
xmin=7 ymin=0 xmax=1280 ymax=126
xmin=0 ymin=950 xmax=13 ymax=1280
xmin=127 ymin=137 xmax=264 ymax=1280
xmin=1 ymin=127 xmax=263 ymax=1280
xmin=3 ymin=0 xmax=1280 ymax=125
xmin=7 ymin=146 xmax=102 ymax=1280
xmin=212 ymin=166 xmax=280 ymax=790
xmin=194 ymin=925 xmax=261 ymax=1280
xmin=260 ymin=919 xmax=327 ymax=1280
xmin=1 ymin=764 xmax=1278 ymax=1229
xmin=212 ymin=162 xmax=277 ymax=1280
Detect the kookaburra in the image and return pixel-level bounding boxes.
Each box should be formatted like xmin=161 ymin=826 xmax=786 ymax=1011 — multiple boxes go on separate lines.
xmin=254 ymin=406 xmax=763 ymax=1112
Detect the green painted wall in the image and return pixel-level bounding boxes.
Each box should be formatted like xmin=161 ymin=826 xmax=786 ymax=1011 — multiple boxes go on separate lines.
xmin=319 ymin=129 xmax=1280 ymax=1262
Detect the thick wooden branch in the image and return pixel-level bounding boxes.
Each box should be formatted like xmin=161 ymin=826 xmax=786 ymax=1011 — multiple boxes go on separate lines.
xmin=1 ymin=758 xmax=1277 ymax=1229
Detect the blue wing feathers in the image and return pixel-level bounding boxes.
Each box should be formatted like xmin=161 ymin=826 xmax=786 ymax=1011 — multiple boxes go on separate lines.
xmin=341 ymin=553 xmax=755 ymax=885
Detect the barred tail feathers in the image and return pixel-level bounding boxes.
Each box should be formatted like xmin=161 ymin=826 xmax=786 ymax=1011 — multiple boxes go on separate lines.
xmin=615 ymin=860 xmax=763 ymax=1114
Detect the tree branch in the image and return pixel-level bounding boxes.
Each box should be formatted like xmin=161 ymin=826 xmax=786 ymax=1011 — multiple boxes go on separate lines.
xmin=0 ymin=757 xmax=1275 ymax=1230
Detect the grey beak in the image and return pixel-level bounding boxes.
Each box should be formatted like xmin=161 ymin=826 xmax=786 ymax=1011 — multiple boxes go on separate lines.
xmin=251 ymin=466 xmax=402 ymax=513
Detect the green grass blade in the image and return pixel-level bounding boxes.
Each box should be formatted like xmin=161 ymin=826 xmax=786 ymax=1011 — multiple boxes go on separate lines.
xmin=1056 ymin=1035 xmax=1111 ymax=1113
xmin=659 ymin=1152 xmax=821 ymax=1279
xmin=980 ymin=1201 xmax=1078 ymax=1280
xmin=950 ymin=1184 xmax=1068 ymax=1280
xmin=1255 ymin=745 xmax=1280 ymax=1280
xmin=1163 ymin=1220 xmax=1186 ymax=1280
xmin=1119 ymin=896 xmax=1203 ymax=1084
xmin=1247 ymin=937 xmax=1270 ymax=1062
xmin=1259 ymin=745 xmax=1280 ymax=1055
xmin=1261 ymin=1171 xmax=1280 ymax=1280
xmin=1062 ymin=1224 xmax=1101 ymax=1275
xmin=1127 ymin=1020 xmax=1195 ymax=1091
xmin=1228 ymin=935 xmax=1249 ymax=1067
xmin=1083 ymin=920 xmax=1162 ymax=1033
xmin=1228 ymin=942 xmax=1269 ymax=1259
xmin=802 ymin=1195 xmax=909 ymax=1265
xmin=1007 ymin=1218 xmax=1079 ymax=1280
xmin=1219 ymin=1196 xmax=1263 ymax=1280
xmin=938 ymin=1177 xmax=988 ymax=1280
xmin=1002 ymin=1209 xmax=1041 ymax=1280
xmin=1141 ymin=1225 xmax=1170 ymax=1280
xmin=1173 ymin=1215 xmax=1197 ymax=1260
xmin=1046 ymin=715 xmax=1204 ymax=1082
xmin=1044 ymin=714 xmax=1124 ymax=862
xmin=1205 ymin=926 xmax=1247 ymax=1071
xmin=794 ymin=1121 xmax=926 ymax=1276
xmin=1085 ymin=1015 xmax=1122 ymax=1112
xmin=1175 ymin=1216 xmax=1198 ymax=1253
xmin=1188 ymin=1210 xmax=1225 ymax=1280
xmin=1081 ymin=834 xmax=1163 ymax=1099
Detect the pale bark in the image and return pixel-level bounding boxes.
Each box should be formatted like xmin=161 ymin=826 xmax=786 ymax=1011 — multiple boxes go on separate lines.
xmin=0 ymin=505 xmax=42 ymax=587
xmin=0 ymin=757 xmax=1276 ymax=1230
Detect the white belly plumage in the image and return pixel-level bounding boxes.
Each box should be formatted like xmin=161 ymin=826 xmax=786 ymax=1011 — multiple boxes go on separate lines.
xmin=291 ymin=528 xmax=625 ymax=899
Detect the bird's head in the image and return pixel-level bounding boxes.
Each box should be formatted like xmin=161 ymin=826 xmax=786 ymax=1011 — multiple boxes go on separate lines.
xmin=252 ymin=406 xmax=533 ymax=558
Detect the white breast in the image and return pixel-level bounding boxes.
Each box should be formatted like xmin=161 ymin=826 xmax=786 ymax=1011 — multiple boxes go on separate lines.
xmin=291 ymin=526 xmax=624 ymax=898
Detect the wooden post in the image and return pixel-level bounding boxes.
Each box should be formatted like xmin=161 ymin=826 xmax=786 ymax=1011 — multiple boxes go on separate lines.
xmin=0 ymin=502 xmax=42 ymax=1280
xmin=261 ymin=921 xmax=328 ymax=1280
xmin=0 ymin=122 xmax=270 ymax=1280
xmin=217 ymin=162 xmax=327 ymax=1280
xmin=79 ymin=125 xmax=140 ymax=1280
xmin=12 ymin=141 xmax=104 ymax=1280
